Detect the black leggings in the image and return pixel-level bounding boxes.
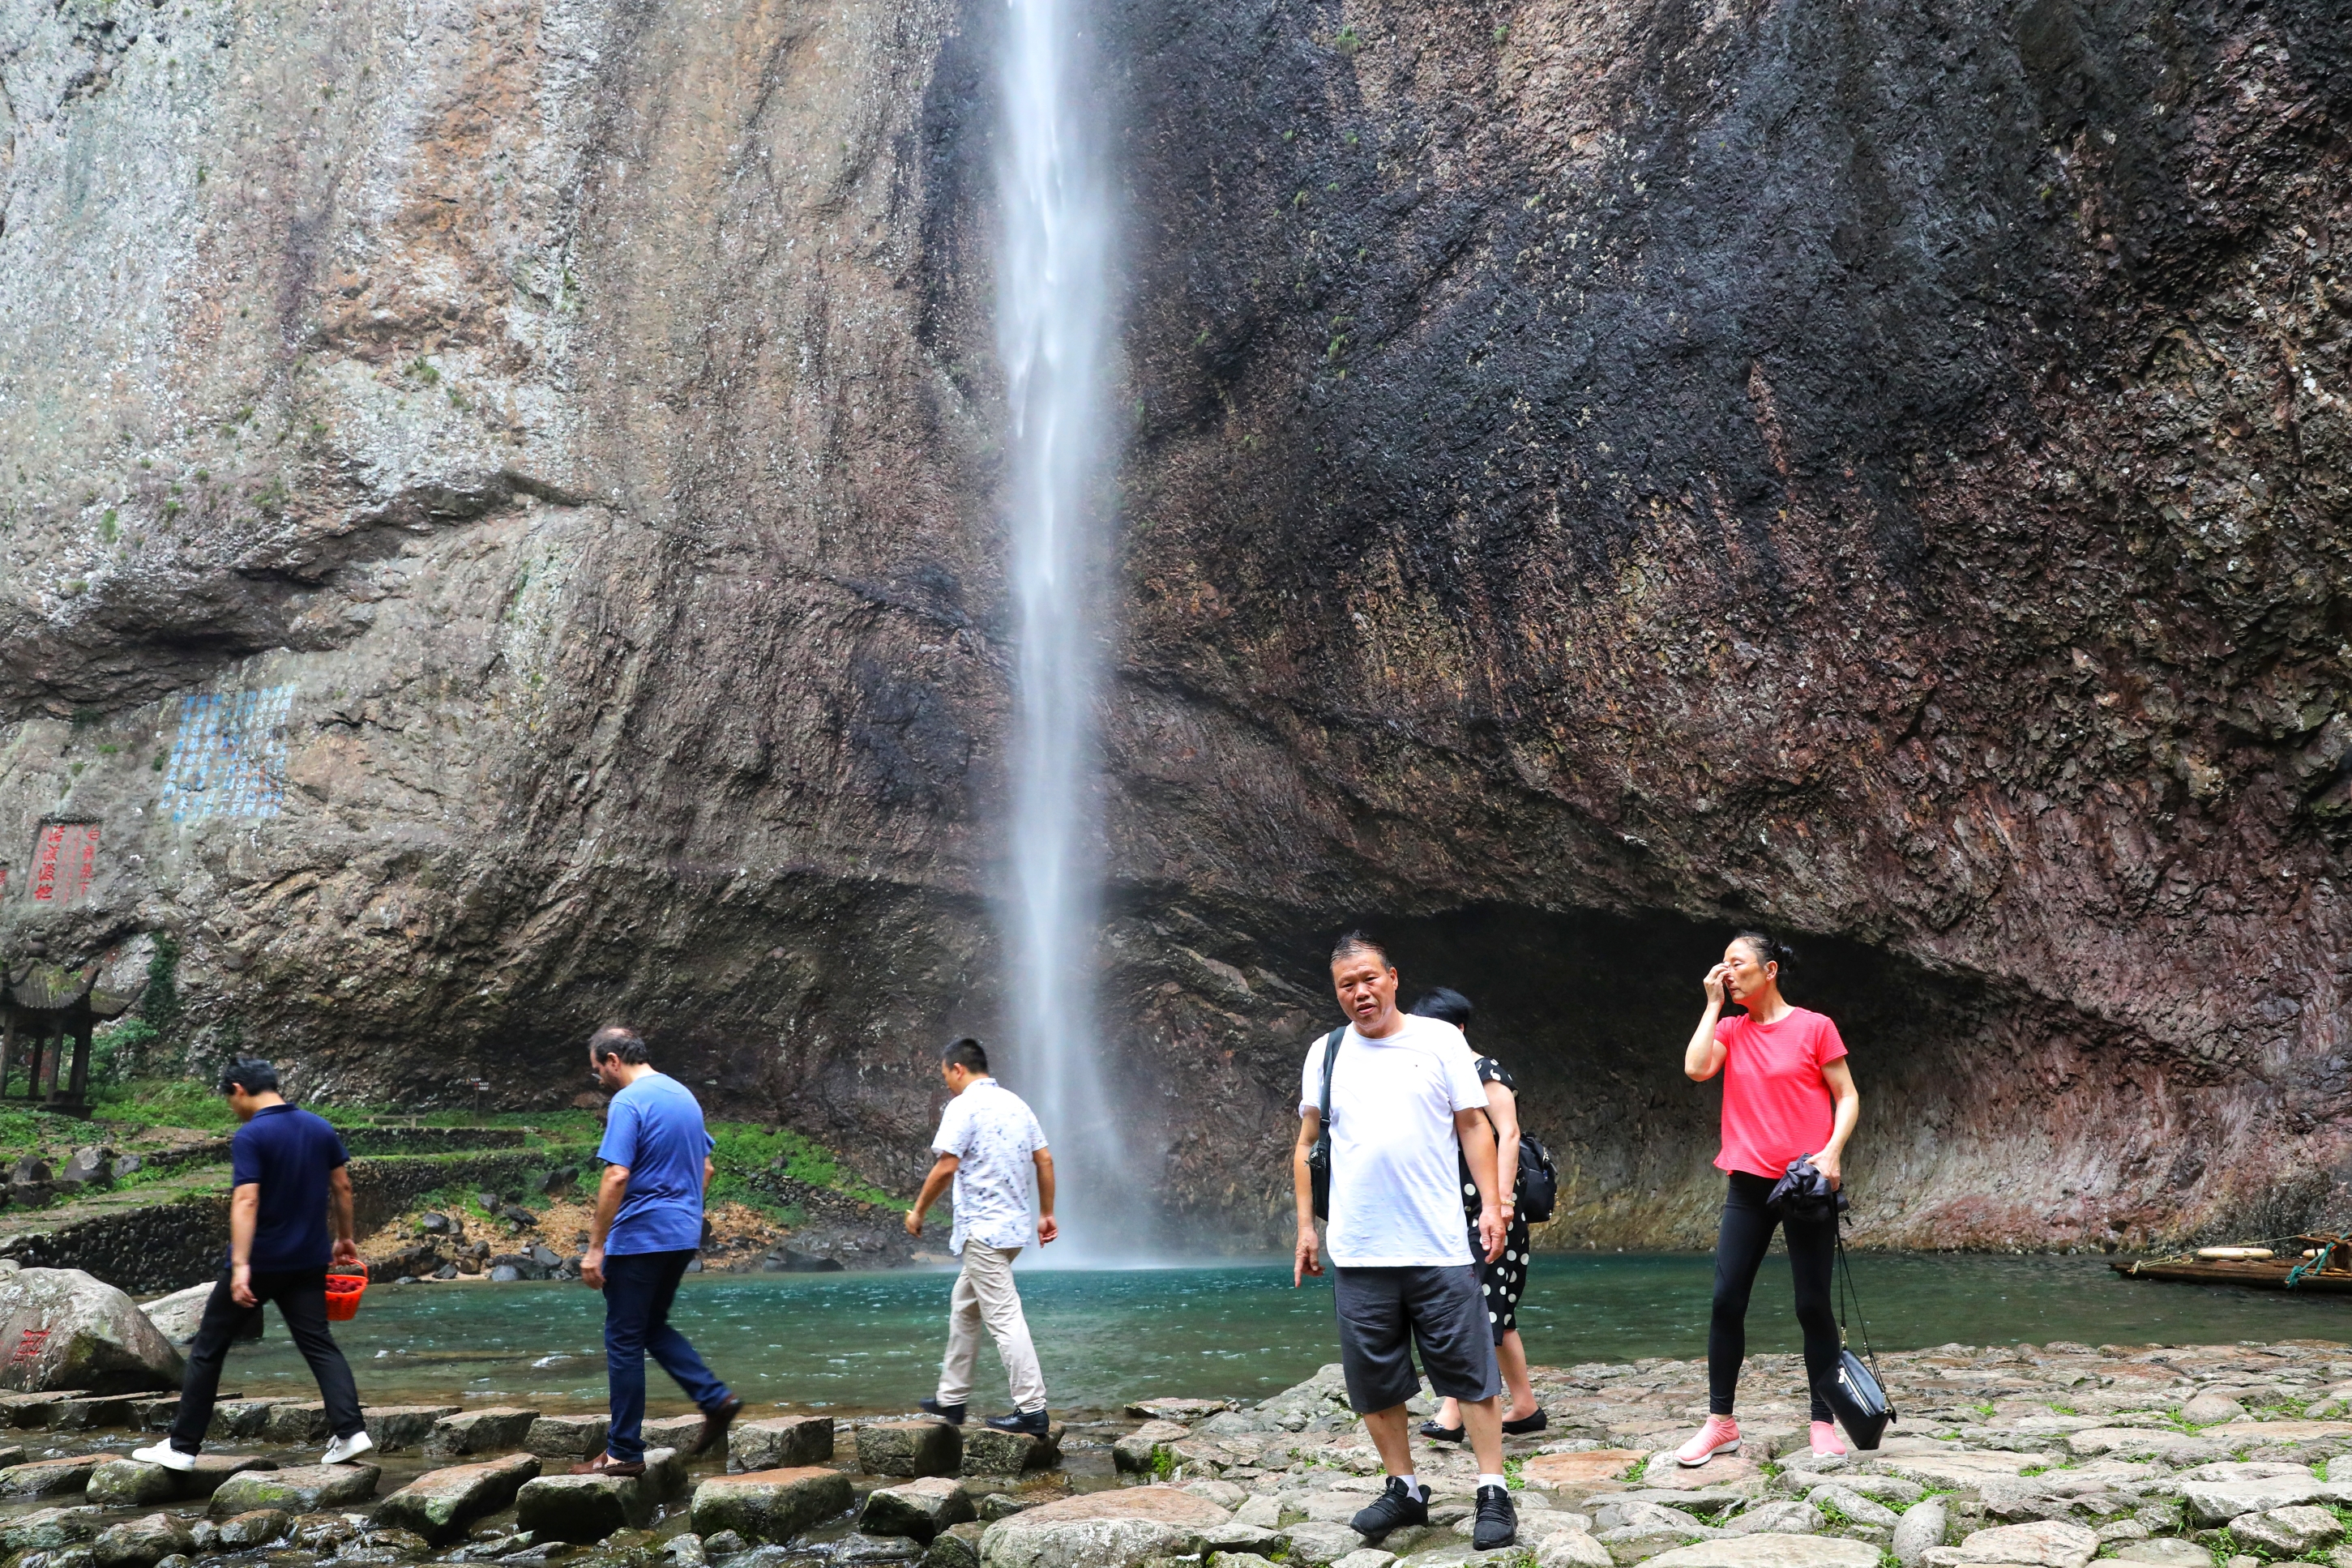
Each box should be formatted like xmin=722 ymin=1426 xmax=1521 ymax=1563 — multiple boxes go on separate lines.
xmin=1708 ymin=1171 xmax=1838 ymax=1422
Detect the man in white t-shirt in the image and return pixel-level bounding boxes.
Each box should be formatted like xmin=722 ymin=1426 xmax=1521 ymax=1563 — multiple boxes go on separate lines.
xmin=1294 ymin=932 xmax=1515 ymax=1549
xmin=905 ymin=1037 xmax=1056 ymax=1436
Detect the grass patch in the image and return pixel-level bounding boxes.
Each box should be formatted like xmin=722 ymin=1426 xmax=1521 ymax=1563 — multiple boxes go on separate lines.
xmin=1504 ymin=1456 xmax=1525 ymax=1489
xmin=708 ymin=1123 xmax=897 ymax=1211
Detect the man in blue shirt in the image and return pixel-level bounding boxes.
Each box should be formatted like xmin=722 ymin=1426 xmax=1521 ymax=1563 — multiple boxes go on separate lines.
xmin=133 ymin=1059 xmax=374 ymax=1471
xmin=576 ymin=1024 xmax=741 ymax=1475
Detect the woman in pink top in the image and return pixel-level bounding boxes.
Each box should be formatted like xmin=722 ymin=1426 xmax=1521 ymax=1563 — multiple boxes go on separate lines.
xmin=1672 ymin=931 xmax=1861 ymax=1466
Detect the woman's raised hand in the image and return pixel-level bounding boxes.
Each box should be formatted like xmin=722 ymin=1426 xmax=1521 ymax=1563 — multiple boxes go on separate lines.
xmin=1702 ymin=962 xmax=1730 ymax=1008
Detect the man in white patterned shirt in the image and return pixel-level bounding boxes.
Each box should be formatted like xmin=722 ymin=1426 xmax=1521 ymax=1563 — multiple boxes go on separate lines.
xmin=904 ymin=1037 xmax=1057 ymax=1434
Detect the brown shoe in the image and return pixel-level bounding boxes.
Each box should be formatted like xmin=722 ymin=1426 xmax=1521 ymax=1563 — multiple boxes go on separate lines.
xmin=696 ymin=1395 xmax=744 ymax=1456
xmin=570 ymin=1452 xmax=647 ymax=1477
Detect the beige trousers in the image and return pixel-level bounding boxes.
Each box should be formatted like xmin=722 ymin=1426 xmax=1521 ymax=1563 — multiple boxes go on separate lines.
xmin=937 ymin=1241 xmax=1046 ymax=1412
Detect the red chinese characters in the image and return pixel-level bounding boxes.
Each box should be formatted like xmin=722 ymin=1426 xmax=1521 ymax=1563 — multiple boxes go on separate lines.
xmin=29 ymin=824 xmax=99 ymax=904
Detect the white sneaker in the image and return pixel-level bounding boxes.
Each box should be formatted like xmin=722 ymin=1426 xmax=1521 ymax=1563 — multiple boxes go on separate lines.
xmin=130 ymin=1442 xmax=198 ymax=1472
xmin=321 ymin=1430 xmax=375 ymax=1465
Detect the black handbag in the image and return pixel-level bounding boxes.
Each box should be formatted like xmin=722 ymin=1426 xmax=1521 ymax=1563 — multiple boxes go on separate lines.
xmin=1825 ymin=1212 xmax=1896 ymax=1448
xmin=1515 ymin=1134 xmax=1559 ymax=1223
xmin=1306 ymin=1025 xmax=1345 ymax=1220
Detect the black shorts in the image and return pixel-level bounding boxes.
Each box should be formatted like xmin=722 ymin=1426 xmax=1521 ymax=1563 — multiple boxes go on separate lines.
xmin=1332 ymin=1264 xmax=1502 ymax=1413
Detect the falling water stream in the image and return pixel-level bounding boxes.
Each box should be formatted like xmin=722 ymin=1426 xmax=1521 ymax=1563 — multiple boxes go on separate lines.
xmin=997 ymin=0 xmax=1129 ymax=1255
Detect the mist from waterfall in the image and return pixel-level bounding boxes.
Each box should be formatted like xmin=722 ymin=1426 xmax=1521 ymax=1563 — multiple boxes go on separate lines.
xmin=996 ymin=0 xmax=1131 ymax=1258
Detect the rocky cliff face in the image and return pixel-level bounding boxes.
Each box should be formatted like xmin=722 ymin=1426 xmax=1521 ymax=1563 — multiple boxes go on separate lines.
xmin=1 ymin=0 xmax=2344 ymax=1250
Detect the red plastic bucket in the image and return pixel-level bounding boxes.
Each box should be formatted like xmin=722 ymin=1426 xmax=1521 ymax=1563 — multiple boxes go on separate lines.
xmin=324 ymin=1273 xmax=370 ymax=1322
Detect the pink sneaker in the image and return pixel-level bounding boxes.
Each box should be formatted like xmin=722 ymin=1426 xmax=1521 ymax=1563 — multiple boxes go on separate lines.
xmin=1674 ymin=1415 xmax=1742 ymax=1467
xmin=1810 ymin=1420 xmax=1847 ymax=1457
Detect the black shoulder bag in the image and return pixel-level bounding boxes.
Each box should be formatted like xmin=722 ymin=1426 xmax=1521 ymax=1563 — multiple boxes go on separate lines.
xmin=1826 ymin=1208 xmax=1897 ymax=1448
xmin=1515 ymin=1134 xmax=1559 ymax=1223
xmin=1306 ymin=1025 xmax=1345 ymax=1220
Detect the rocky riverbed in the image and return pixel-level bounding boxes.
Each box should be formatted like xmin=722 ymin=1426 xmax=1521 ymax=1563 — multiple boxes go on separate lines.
xmin=0 ymin=1339 xmax=2348 ymax=1568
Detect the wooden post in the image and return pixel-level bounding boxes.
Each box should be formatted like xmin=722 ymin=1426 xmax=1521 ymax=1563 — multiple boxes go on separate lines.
xmin=66 ymin=1013 xmax=91 ymax=1107
xmin=36 ymin=1024 xmax=56 ymax=1098
xmin=0 ymin=1010 xmax=14 ymax=1100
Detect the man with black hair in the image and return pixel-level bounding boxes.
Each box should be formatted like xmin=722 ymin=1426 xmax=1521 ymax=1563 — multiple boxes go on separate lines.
xmin=575 ymin=1023 xmax=742 ymax=1476
xmin=1294 ymin=934 xmax=1517 ymax=1549
xmin=134 ymin=1059 xmax=373 ymax=1472
xmin=905 ymin=1037 xmax=1057 ymax=1435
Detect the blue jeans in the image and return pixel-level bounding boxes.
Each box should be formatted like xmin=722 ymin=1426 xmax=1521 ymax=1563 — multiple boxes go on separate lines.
xmin=602 ymin=1248 xmax=730 ymax=1461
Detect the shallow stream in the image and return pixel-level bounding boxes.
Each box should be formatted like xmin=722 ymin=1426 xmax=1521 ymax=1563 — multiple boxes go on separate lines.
xmin=219 ymin=1253 xmax=2348 ymax=1419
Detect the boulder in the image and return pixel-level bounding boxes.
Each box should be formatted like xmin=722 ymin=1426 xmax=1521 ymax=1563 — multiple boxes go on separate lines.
xmin=92 ymin=1513 xmax=190 ymax=1568
xmin=527 ymin=1412 xmax=613 ymax=1458
xmin=1281 ymin=1521 xmax=1371 ymax=1565
xmin=139 ymin=1283 xmax=257 ymax=1348
xmin=420 ymin=1212 xmax=455 ymax=1235
xmin=363 ymin=1404 xmax=466 ymax=1451
xmin=963 ymin=1422 xmax=1064 ymax=1476
xmin=730 ymin=1414 xmax=835 ymax=1471
xmin=1640 ymin=1540 xmax=1884 ymax=1568
xmin=0 ymin=1454 xmax=106 ymax=1497
xmin=430 ymin=1406 xmax=541 ymax=1455
xmin=1535 ymin=1528 xmax=1615 ymax=1568
xmin=58 ymin=1149 xmax=114 ymax=1190
xmin=213 ymin=1510 xmax=293 ymax=1549
xmin=1949 ymin=1521 xmax=2100 ymax=1568
xmin=207 ymin=1462 xmax=382 ymax=1515
xmin=863 ymin=1477 xmax=979 ymax=1543
xmin=514 ymin=1448 xmax=686 ymax=1541
xmin=1891 ymin=1500 xmax=1949 ymax=1567
xmin=1113 ymin=1421 xmax=1191 ymax=1473
xmin=1808 ymin=1486 xmax=1901 ymax=1528
xmin=691 ymin=1465 xmax=857 ymax=1544
xmin=859 ymin=1420 xmax=964 ymax=1478
xmin=2180 ymin=1395 xmax=2247 ymax=1426
xmin=374 ymin=1453 xmax=543 ymax=1544
xmin=87 ymin=1454 xmax=272 ymax=1505
xmin=1 ymin=1506 xmax=105 ymax=1553
xmin=927 ymin=1521 xmax=988 ymax=1568
xmin=2227 ymin=1506 xmax=2343 ymax=1557
xmin=978 ymin=1486 xmax=1235 ymax=1568
xmin=2179 ymin=1476 xmax=2328 ymax=1526
xmin=0 ymin=1270 xmax=185 ymax=1393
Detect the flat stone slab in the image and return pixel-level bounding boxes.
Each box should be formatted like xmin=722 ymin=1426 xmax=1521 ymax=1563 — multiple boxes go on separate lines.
xmin=981 ymin=1486 xmax=1241 ymax=1568
xmin=1127 ymin=1399 xmax=1236 ymax=1422
xmin=1640 ymin=1538 xmax=1884 ymax=1568
xmin=430 ymin=1407 xmax=541 ymax=1455
xmin=263 ymin=1403 xmax=330 ymax=1445
xmin=374 ymin=1453 xmax=542 ymax=1545
xmin=0 ymin=1391 xmax=91 ymax=1426
xmin=862 ymin=1476 xmax=977 ymax=1543
xmin=2106 ymin=1541 xmax=2212 ymax=1568
xmin=364 ymin=1404 xmax=465 ymax=1451
xmin=644 ymin=1413 xmax=708 ymax=1451
xmin=1525 ymin=1451 xmax=1649 ymax=1489
xmin=1950 ymin=1521 xmax=2099 ymax=1568
xmin=207 ymin=1463 xmax=382 ymax=1515
xmin=1879 ymin=1453 xmax=2055 ymax=1488
xmin=1641 ymin=1451 xmax=1764 ymax=1490
xmin=2178 ymin=1476 xmax=2335 ymax=1525
xmin=2064 ymin=1430 xmax=2222 ymax=1463
xmin=47 ymin=1395 xmax=139 ymax=1429
xmin=0 ymin=1454 xmax=105 ymax=1497
xmin=526 ymin=1412 xmax=613 ymax=1459
xmin=963 ymin=1421 xmax=1064 ymax=1476
xmin=691 ymin=1464 xmax=854 ymax=1543
xmin=730 ymin=1414 xmax=835 ymax=1472
xmin=87 ymin=1454 xmax=272 ymax=1505
xmin=2204 ymin=1420 xmax=2352 ymax=1444
xmin=857 ymin=1419 xmax=963 ymax=1478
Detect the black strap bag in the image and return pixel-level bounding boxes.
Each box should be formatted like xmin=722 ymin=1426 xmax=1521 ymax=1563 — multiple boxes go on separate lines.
xmin=1824 ymin=1211 xmax=1896 ymax=1449
xmin=1515 ymin=1134 xmax=1559 ymax=1223
xmin=1306 ymin=1025 xmax=1345 ymax=1220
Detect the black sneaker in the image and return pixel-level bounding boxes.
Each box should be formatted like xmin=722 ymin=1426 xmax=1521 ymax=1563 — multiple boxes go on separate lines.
xmin=984 ymin=1407 xmax=1050 ymax=1436
xmin=918 ymin=1398 xmax=967 ymax=1427
xmin=1473 ymin=1484 xmax=1518 ymax=1549
xmin=1349 ymin=1476 xmax=1430 ymax=1537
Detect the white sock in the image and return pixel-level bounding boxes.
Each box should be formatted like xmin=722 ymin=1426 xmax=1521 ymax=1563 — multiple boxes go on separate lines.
xmin=1393 ymin=1472 xmax=1420 ymax=1496
xmin=1478 ymin=1472 xmax=1509 ymax=1491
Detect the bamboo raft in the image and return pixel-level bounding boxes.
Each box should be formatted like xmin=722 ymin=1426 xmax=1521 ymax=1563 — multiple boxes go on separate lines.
xmin=2112 ymin=1234 xmax=2352 ymax=1293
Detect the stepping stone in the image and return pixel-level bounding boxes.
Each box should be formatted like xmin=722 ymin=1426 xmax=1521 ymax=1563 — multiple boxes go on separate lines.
xmin=857 ymin=1419 xmax=962 ymax=1478
xmin=430 ymin=1407 xmax=541 ymax=1455
xmin=1126 ymin=1399 xmax=1236 ymax=1422
xmin=0 ymin=1455 xmax=105 ymax=1498
xmin=961 ymin=1421 xmax=1063 ymax=1476
xmin=1640 ymin=1539 xmax=1884 ymax=1568
xmin=1 ymin=1506 xmax=105 ymax=1552
xmin=1525 ymin=1451 xmax=1649 ymax=1489
xmin=363 ymin=1404 xmax=465 ymax=1451
xmin=207 ymin=1463 xmax=382 ymax=1515
xmin=0 ymin=1444 xmax=24 ymax=1468
xmin=87 ymin=1454 xmax=273 ymax=1505
xmin=527 ymin=1412 xmax=612 ymax=1459
xmin=91 ymin=1511 xmax=191 ymax=1568
xmin=644 ymin=1413 xmax=708 ymax=1451
xmin=861 ymin=1476 xmax=976 ymax=1542
xmin=213 ymin=1510 xmax=293 ymax=1548
xmin=263 ymin=1402 xmax=331 ymax=1444
xmin=49 ymin=1395 xmax=139 ymax=1430
xmin=977 ymin=1486 xmax=1238 ymax=1568
xmin=514 ymin=1448 xmax=686 ymax=1541
xmin=0 ymin=1391 xmax=92 ymax=1428
xmin=374 ymin=1453 xmax=543 ymax=1545
xmin=691 ymin=1465 xmax=857 ymax=1544
xmin=1950 ymin=1521 xmax=2099 ymax=1568
xmin=208 ymin=1398 xmax=301 ymax=1440
xmin=729 ymin=1414 xmax=834 ymax=1472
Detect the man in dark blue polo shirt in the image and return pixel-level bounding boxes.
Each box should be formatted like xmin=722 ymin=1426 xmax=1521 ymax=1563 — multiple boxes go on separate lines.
xmin=134 ymin=1059 xmax=373 ymax=1470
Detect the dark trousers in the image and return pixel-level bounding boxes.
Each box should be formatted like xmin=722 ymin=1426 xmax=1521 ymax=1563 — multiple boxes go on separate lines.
xmin=1708 ymin=1171 xmax=1839 ymax=1422
xmin=169 ymin=1268 xmax=363 ymax=1453
xmin=603 ymin=1249 xmax=729 ymax=1462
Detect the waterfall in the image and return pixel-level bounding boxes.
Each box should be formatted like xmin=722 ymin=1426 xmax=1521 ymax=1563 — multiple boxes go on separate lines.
xmin=997 ymin=0 xmax=1127 ymax=1258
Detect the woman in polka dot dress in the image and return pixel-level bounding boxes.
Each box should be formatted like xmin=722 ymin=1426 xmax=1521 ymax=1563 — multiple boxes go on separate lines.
xmin=1412 ymin=989 xmax=1546 ymax=1442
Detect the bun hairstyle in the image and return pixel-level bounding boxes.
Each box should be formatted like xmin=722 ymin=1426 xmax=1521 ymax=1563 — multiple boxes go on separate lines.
xmin=1731 ymin=929 xmax=1796 ymax=977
